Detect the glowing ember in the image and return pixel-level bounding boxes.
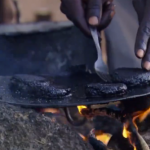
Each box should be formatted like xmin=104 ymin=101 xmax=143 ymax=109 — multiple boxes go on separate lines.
xmin=40 ymin=108 xmax=60 ymax=114
xmin=95 ymin=130 xmax=112 ymax=145
xmin=132 ymin=107 xmax=150 ymax=130
xmin=77 ymin=105 xmax=87 ymax=115
xmin=78 ymin=133 xmax=88 ymax=141
xmin=122 ymin=122 xmax=136 ymax=150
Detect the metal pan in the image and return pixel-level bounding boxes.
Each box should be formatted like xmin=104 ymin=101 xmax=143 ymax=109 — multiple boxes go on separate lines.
xmin=0 ymin=72 xmax=150 ymax=108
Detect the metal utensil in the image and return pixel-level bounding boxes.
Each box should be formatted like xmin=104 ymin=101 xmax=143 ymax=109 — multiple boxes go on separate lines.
xmin=90 ymin=27 xmax=111 ymax=82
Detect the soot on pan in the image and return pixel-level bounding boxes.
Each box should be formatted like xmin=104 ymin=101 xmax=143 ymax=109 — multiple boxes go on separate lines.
xmin=85 ymin=83 xmax=127 ymax=97
xmin=9 ymin=74 xmax=71 ymax=99
xmin=111 ymin=68 xmax=150 ymax=87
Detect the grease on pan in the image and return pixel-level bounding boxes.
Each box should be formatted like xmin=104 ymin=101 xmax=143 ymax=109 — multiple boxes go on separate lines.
xmin=111 ymin=68 xmax=150 ymax=87
xmin=9 ymin=74 xmax=72 ymax=99
xmin=85 ymin=83 xmax=127 ymax=97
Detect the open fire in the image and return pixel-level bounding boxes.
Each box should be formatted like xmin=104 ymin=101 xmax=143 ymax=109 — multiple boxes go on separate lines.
xmin=93 ymin=130 xmax=112 ymax=145
xmin=39 ymin=104 xmax=150 ymax=150
xmin=77 ymin=104 xmax=150 ymax=150
xmin=132 ymin=107 xmax=150 ymax=130
xmin=77 ymin=106 xmax=87 ymax=115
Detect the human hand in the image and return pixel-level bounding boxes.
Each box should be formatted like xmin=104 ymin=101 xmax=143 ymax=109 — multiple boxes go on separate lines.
xmin=60 ymin=0 xmax=115 ymax=36
xmin=133 ymin=0 xmax=150 ymax=70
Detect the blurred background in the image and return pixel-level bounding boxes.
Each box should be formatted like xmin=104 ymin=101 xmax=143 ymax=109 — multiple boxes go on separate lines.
xmin=0 ymin=0 xmax=67 ymax=24
xmin=18 ymin=0 xmax=67 ymax=23
xmin=0 ymin=0 xmax=141 ymax=74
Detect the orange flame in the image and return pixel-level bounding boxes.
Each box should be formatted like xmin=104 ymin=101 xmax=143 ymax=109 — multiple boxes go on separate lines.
xmin=122 ymin=122 xmax=136 ymax=150
xmin=77 ymin=105 xmax=87 ymax=115
xmin=132 ymin=107 xmax=150 ymax=130
xmin=79 ymin=130 xmax=112 ymax=146
xmin=95 ymin=130 xmax=112 ymax=145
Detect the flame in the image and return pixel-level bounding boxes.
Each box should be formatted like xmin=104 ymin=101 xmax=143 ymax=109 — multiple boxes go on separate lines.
xmin=79 ymin=130 xmax=112 ymax=146
xmin=95 ymin=130 xmax=112 ymax=145
xmin=122 ymin=122 xmax=136 ymax=150
xmin=132 ymin=107 xmax=150 ymax=130
xmin=40 ymin=108 xmax=60 ymax=114
xmin=78 ymin=133 xmax=88 ymax=141
xmin=77 ymin=105 xmax=87 ymax=115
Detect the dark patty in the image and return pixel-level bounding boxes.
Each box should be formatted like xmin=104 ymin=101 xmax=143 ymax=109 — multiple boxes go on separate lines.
xmin=9 ymin=74 xmax=71 ymax=99
xmin=85 ymin=83 xmax=127 ymax=97
xmin=111 ymin=68 xmax=150 ymax=87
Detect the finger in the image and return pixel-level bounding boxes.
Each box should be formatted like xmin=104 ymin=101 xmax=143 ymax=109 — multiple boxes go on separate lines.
xmin=98 ymin=2 xmax=115 ymax=30
xmin=87 ymin=0 xmax=102 ymax=26
xmin=135 ymin=25 xmax=150 ymax=59
xmin=75 ymin=17 xmax=91 ymax=36
xmin=135 ymin=0 xmax=150 ymax=59
xmin=66 ymin=13 xmax=91 ymax=36
xmin=60 ymin=1 xmax=91 ymax=36
xmin=142 ymin=40 xmax=150 ymax=70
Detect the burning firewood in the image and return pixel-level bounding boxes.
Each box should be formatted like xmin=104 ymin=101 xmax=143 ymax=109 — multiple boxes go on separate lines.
xmin=79 ymin=128 xmax=111 ymax=150
xmin=122 ymin=119 xmax=149 ymax=150
xmin=136 ymin=132 xmax=149 ymax=150
xmin=77 ymin=103 xmax=122 ymax=122
xmin=77 ymin=104 xmax=150 ymax=150
xmin=89 ymin=128 xmax=112 ymax=146
xmin=89 ymin=136 xmax=108 ymax=150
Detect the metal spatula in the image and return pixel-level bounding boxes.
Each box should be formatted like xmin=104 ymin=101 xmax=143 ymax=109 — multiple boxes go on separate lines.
xmin=90 ymin=27 xmax=111 ymax=82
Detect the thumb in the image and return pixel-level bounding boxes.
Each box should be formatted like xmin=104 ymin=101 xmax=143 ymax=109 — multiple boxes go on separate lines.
xmin=87 ymin=0 xmax=102 ymax=26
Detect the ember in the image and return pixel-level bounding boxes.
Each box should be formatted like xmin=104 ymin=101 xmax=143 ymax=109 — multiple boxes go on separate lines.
xmin=78 ymin=133 xmax=88 ymax=141
xmin=40 ymin=108 xmax=60 ymax=114
xmin=94 ymin=130 xmax=112 ymax=145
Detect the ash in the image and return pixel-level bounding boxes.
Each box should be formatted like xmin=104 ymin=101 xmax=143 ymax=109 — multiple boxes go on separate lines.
xmin=0 ymin=103 xmax=93 ymax=150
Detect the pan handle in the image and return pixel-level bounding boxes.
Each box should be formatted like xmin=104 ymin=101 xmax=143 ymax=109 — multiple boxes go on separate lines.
xmin=64 ymin=107 xmax=87 ymax=126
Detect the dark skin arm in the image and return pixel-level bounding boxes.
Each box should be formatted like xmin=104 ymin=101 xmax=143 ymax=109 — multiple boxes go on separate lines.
xmin=60 ymin=0 xmax=115 ymax=36
xmin=61 ymin=0 xmax=150 ymax=71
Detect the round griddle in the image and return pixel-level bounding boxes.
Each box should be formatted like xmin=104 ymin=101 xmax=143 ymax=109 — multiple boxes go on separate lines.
xmin=0 ymin=72 xmax=150 ymax=108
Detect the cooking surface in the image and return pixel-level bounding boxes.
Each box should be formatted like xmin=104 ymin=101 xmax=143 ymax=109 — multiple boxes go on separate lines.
xmin=0 ymin=72 xmax=150 ymax=108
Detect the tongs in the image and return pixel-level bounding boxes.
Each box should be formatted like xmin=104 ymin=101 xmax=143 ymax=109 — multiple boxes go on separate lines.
xmin=90 ymin=27 xmax=111 ymax=82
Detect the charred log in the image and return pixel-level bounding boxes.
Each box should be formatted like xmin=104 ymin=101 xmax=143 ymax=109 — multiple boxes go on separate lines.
xmin=93 ymin=116 xmax=123 ymax=135
xmin=109 ymin=132 xmax=133 ymax=150
xmin=88 ymin=136 xmax=107 ymax=150
xmin=125 ymin=119 xmax=150 ymax=150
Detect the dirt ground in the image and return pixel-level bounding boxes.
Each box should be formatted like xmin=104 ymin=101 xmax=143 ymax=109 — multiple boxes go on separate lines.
xmin=0 ymin=103 xmax=93 ymax=150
